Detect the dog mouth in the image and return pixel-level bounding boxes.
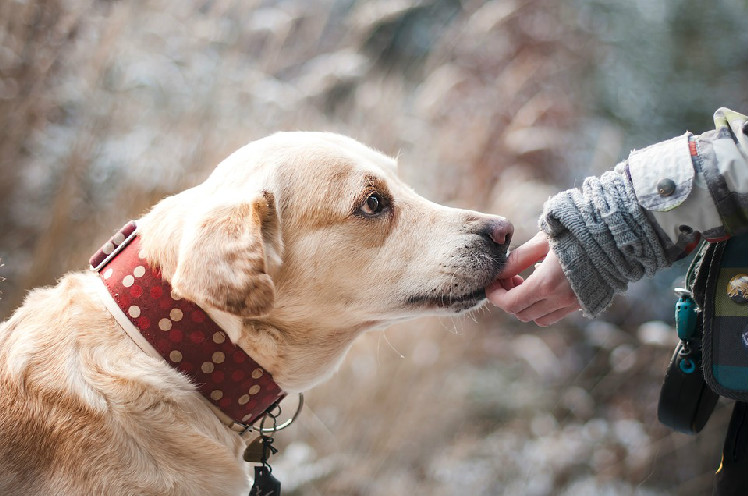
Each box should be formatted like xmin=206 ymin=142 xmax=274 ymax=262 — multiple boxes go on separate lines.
xmin=403 ymin=247 xmax=507 ymax=314
xmin=406 ymin=286 xmax=488 ymax=313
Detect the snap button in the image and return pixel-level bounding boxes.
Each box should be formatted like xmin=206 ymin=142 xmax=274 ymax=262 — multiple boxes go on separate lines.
xmin=727 ymin=274 xmax=748 ymax=304
xmin=657 ymin=178 xmax=676 ymax=197
xmin=678 ymin=225 xmax=693 ymax=235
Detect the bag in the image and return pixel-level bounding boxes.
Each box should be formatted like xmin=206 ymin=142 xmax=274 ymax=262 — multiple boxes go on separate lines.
xmin=657 ymin=293 xmax=719 ymax=434
xmin=657 ymin=238 xmax=719 ymax=433
xmin=702 ymin=234 xmax=748 ymax=401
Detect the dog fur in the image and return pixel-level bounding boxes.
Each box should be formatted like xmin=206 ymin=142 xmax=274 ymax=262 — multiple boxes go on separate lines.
xmin=0 ymin=132 xmax=512 ymax=495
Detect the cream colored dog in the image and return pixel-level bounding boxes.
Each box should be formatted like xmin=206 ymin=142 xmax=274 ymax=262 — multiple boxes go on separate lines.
xmin=0 ymin=132 xmax=512 ymax=495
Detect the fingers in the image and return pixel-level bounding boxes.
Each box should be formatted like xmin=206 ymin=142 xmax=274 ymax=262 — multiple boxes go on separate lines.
xmin=486 ymin=274 xmax=543 ymax=314
xmin=496 ymin=275 xmax=524 ymax=291
xmin=514 ymin=293 xmax=579 ymax=323
xmin=534 ymin=305 xmax=580 ymax=327
xmin=491 ymin=286 xmax=578 ymax=326
xmin=489 ymin=247 xmax=562 ymax=314
xmin=498 ymin=231 xmax=550 ymax=279
xmin=488 ymin=241 xmax=581 ymax=327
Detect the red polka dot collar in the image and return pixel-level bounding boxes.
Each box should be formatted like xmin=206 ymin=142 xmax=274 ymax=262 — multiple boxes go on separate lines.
xmin=90 ymin=222 xmax=285 ymax=432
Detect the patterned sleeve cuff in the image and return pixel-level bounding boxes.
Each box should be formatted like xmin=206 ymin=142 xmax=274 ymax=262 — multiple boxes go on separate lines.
xmin=627 ymin=132 xmax=721 ymax=247
xmin=694 ymin=108 xmax=748 ymax=238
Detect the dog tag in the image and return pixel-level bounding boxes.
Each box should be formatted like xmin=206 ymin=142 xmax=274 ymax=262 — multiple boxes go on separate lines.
xmin=243 ymin=437 xmax=265 ymax=463
xmin=249 ymin=465 xmax=281 ymax=496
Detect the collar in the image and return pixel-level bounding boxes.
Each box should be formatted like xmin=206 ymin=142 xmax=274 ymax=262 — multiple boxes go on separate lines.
xmin=90 ymin=222 xmax=285 ymax=433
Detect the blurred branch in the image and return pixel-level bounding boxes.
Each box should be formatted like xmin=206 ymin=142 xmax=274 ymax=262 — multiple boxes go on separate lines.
xmin=1 ymin=1 xmax=121 ymax=311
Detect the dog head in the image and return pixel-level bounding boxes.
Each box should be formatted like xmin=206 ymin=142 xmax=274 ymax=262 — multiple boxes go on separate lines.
xmin=138 ymin=133 xmax=512 ymax=390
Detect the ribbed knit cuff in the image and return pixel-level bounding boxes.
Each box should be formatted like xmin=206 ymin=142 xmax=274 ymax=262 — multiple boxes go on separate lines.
xmin=539 ymin=167 xmax=671 ymax=318
xmin=546 ymin=230 xmax=615 ymax=317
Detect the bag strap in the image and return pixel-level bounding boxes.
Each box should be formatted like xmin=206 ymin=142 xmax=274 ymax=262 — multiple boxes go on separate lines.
xmin=686 ymin=240 xmax=717 ymax=310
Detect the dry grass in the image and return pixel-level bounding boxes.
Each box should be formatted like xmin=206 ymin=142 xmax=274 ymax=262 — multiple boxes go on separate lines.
xmin=1 ymin=1 xmax=746 ymax=494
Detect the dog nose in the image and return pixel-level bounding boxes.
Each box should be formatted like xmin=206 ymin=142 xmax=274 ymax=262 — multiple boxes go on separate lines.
xmin=488 ymin=218 xmax=514 ymax=246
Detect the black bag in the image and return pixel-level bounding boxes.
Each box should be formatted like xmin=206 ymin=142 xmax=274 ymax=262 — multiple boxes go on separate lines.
xmin=657 ymin=318 xmax=719 ymax=434
xmin=657 ymin=241 xmax=720 ymax=434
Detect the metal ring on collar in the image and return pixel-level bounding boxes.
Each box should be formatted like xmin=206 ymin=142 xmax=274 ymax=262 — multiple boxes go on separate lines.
xmin=256 ymin=393 xmax=304 ymax=434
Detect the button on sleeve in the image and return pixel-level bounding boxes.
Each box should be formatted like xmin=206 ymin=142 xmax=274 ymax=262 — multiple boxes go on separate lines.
xmin=656 ymin=178 xmax=676 ymax=197
xmin=629 ymin=133 xmax=694 ymax=211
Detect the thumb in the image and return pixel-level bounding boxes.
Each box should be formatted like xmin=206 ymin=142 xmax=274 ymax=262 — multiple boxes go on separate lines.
xmin=498 ymin=231 xmax=550 ymax=278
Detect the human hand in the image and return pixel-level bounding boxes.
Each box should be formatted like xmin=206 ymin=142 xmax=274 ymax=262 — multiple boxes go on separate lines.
xmin=487 ymin=232 xmax=581 ymax=327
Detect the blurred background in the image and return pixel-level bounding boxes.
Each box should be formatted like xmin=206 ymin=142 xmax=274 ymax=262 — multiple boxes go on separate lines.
xmin=1 ymin=0 xmax=747 ymax=494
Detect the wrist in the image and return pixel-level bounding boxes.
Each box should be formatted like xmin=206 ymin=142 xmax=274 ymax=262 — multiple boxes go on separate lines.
xmin=546 ymin=231 xmax=616 ymax=317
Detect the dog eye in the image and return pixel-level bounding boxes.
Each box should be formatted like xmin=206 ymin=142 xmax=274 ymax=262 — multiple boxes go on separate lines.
xmin=361 ymin=193 xmax=384 ymax=216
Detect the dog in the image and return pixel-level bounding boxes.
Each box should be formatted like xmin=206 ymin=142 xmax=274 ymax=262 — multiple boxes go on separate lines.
xmin=0 ymin=132 xmax=512 ymax=495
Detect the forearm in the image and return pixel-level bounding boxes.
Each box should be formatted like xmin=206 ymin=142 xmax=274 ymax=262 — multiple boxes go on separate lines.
xmin=540 ymin=108 xmax=748 ymax=317
xmin=540 ymin=168 xmax=673 ymax=317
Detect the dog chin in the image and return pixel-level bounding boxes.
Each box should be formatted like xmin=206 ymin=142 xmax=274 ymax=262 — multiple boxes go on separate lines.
xmin=406 ymin=287 xmax=487 ymax=314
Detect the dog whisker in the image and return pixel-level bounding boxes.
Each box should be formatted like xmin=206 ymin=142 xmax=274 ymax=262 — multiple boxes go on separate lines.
xmin=382 ymin=330 xmax=405 ymax=359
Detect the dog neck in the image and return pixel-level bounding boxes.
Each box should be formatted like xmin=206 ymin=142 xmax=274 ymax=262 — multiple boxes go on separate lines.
xmin=239 ymin=316 xmax=380 ymax=393
xmin=90 ymin=222 xmax=285 ymax=431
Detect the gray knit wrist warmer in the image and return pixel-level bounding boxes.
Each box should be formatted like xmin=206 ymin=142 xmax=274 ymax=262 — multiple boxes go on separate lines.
xmin=539 ymin=165 xmax=671 ymax=317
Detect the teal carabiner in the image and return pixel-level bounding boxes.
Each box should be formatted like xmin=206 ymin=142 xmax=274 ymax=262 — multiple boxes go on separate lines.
xmin=674 ymin=289 xmax=698 ymax=341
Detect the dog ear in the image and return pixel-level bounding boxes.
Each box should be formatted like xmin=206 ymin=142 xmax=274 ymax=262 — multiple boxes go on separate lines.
xmin=171 ymin=191 xmax=282 ymax=317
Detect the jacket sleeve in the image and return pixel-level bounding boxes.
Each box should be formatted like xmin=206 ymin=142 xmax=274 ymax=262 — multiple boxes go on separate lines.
xmin=628 ymin=107 xmax=748 ymax=244
xmin=539 ymin=108 xmax=748 ymax=317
